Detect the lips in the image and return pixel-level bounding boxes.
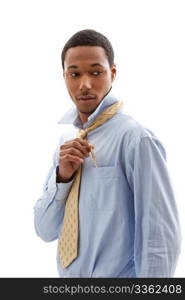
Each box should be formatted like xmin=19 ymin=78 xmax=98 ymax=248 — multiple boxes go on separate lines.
xmin=77 ymin=95 xmax=96 ymax=101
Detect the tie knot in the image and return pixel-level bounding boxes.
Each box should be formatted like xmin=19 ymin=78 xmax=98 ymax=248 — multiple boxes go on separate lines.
xmin=78 ymin=128 xmax=88 ymax=139
xmin=78 ymin=101 xmax=123 ymax=139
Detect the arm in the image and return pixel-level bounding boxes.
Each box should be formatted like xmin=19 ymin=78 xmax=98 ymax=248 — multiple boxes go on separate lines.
xmin=127 ymin=136 xmax=182 ymax=277
xmin=33 ymin=148 xmax=74 ymax=242
xmin=34 ymin=137 xmax=93 ymax=242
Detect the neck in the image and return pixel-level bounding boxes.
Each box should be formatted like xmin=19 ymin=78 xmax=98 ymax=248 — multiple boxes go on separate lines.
xmin=78 ymin=111 xmax=91 ymax=124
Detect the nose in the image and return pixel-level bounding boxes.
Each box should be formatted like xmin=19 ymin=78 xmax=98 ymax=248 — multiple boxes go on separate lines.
xmin=79 ymin=75 xmax=92 ymax=91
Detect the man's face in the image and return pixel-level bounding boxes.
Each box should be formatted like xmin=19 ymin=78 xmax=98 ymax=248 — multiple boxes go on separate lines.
xmin=63 ymin=46 xmax=116 ymax=123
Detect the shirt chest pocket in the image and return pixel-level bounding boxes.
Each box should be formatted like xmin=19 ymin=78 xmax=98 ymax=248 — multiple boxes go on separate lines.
xmin=85 ymin=166 xmax=122 ymax=210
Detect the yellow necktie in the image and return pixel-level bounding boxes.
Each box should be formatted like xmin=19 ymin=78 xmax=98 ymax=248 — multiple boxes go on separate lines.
xmin=58 ymin=100 xmax=123 ymax=268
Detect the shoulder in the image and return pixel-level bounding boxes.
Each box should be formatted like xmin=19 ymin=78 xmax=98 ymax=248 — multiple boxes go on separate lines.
xmin=113 ymin=110 xmax=155 ymax=139
xmin=113 ymin=109 xmax=166 ymax=154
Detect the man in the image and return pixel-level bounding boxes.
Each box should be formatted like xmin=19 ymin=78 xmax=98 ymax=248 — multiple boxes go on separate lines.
xmin=34 ymin=29 xmax=181 ymax=277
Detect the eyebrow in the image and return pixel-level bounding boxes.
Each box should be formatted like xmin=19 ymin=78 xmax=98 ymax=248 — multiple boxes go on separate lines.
xmin=67 ymin=65 xmax=78 ymax=70
xmin=67 ymin=63 xmax=104 ymax=70
xmin=90 ymin=63 xmax=104 ymax=67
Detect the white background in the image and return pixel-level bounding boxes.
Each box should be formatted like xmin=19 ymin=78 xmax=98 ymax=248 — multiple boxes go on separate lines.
xmin=0 ymin=0 xmax=184 ymax=277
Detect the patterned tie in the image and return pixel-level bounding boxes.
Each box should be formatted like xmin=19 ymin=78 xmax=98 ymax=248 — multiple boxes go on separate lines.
xmin=58 ymin=100 xmax=123 ymax=268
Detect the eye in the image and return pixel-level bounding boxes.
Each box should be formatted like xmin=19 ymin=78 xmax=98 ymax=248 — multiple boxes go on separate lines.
xmin=92 ymin=71 xmax=102 ymax=76
xmin=69 ymin=72 xmax=80 ymax=77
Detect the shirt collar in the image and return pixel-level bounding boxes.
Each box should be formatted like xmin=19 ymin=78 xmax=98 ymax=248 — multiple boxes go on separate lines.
xmin=57 ymin=88 xmax=119 ymax=129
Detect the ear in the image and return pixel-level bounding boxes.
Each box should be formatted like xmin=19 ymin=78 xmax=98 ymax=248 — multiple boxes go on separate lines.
xmin=111 ymin=64 xmax=116 ymax=82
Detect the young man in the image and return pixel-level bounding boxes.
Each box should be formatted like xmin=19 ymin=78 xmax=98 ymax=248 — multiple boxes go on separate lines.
xmin=34 ymin=29 xmax=181 ymax=277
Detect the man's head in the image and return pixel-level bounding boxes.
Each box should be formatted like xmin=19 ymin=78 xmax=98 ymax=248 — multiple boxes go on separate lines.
xmin=61 ymin=29 xmax=116 ymax=123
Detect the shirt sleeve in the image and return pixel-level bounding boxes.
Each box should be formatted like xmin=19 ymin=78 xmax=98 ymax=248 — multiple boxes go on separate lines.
xmin=127 ymin=136 xmax=182 ymax=277
xmin=33 ymin=147 xmax=74 ymax=242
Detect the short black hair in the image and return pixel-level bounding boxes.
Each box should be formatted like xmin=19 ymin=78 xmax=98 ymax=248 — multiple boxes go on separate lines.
xmin=61 ymin=29 xmax=114 ymax=69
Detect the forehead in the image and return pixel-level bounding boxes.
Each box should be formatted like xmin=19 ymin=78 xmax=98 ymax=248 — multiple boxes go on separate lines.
xmin=64 ymin=46 xmax=109 ymax=69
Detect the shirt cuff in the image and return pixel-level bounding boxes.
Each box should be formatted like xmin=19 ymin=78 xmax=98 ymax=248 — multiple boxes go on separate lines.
xmin=46 ymin=166 xmax=74 ymax=203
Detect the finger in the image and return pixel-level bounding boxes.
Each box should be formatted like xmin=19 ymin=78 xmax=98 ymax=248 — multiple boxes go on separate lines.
xmin=63 ymin=138 xmax=93 ymax=149
xmin=60 ymin=148 xmax=89 ymax=158
xmin=60 ymin=153 xmax=84 ymax=164
xmin=61 ymin=140 xmax=91 ymax=156
xmin=79 ymin=140 xmax=94 ymax=152
xmin=74 ymin=138 xmax=90 ymax=146
xmin=63 ymin=137 xmax=87 ymax=144
xmin=75 ymin=138 xmax=94 ymax=151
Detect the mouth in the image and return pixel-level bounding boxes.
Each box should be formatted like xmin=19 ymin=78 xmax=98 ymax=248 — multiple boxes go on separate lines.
xmin=76 ymin=95 xmax=97 ymax=103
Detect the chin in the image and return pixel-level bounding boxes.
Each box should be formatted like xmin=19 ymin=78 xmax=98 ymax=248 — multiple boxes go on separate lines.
xmin=79 ymin=108 xmax=96 ymax=114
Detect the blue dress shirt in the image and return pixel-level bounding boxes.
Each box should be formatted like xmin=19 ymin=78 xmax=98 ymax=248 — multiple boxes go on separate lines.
xmin=34 ymin=90 xmax=181 ymax=277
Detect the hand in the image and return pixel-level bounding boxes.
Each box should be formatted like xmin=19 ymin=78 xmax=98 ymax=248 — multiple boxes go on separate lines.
xmin=57 ymin=138 xmax=94 ymax=182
